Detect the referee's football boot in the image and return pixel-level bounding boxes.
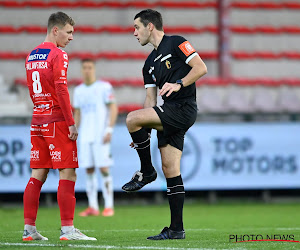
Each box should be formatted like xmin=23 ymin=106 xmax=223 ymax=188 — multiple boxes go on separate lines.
xmin=147 ymin=227 xmax=185 ymax=240
xmin=23 ymin=229 xmax=48 ymax=241
xmin=122 ymin=170 xmax=157 ymax=192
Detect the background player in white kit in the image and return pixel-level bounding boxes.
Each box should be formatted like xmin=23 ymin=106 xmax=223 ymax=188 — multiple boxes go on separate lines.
xmin=73 ymin=58 xmax=118 ymax=217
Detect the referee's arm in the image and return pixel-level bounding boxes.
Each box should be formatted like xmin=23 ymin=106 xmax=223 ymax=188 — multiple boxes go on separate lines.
xmin=159 ymin=55 xmax=207 ymax=97
xmin=144 ymin=87 xmax=157 ymax=108
xmin=182 ymin=55 xmax=207 ymax=87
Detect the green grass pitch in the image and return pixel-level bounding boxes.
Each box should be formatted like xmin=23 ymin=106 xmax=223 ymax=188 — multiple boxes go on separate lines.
xmin=1 ymin=201 xmax=300 ymax=249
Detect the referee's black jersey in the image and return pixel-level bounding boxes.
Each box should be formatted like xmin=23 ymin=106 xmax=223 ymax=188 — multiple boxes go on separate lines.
xmin=142 ymin=35 xmax=198 ymax=102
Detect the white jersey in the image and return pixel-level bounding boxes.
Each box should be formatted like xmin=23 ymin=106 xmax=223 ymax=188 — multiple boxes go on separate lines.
xmin=73 ymin=80 xmax=115 ymax=143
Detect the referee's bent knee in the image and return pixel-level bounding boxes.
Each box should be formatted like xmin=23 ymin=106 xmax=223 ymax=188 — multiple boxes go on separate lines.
xmin=126 ymin=111 xmax=137 ymax=127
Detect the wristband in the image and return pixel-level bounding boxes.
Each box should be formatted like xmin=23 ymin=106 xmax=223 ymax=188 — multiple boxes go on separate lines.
xmin=105 ymin=127 xmax=113 ymax=134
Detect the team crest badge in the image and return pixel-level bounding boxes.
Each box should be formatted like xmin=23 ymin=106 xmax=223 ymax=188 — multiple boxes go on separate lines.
xmin=165 ymin=60 xmax=171 ymax=69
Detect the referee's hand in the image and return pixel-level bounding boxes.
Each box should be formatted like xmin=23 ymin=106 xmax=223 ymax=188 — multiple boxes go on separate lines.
xmin=68 ymin=125 xmax=78 ymax=141
xmin=159 ymin=82 xmax=181 ymax=97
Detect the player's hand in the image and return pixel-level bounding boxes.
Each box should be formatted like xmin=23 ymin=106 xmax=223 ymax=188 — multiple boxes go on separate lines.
xmin=68 ymin=125 xmax=78 ymax=141
xmin=159 ymin=82 xmax=181 ymax=97
xmin=129 ymin=142 xmax=135 ymax=148
xmin=103 ymin=133 xmax=112 ymax=144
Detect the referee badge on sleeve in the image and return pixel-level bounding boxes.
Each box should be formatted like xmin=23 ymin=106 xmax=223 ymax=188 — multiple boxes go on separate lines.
xmin=179 ymin=41 xmax=196 ymax=56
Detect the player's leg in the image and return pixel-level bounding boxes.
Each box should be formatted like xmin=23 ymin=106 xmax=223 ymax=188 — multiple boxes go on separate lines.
xmin=23 ymin=168 xmax=49 ymax=241
xmin=23 ymin=128 xmax=51 ymax=241
xmin=52 ymin=121 xmax=96 ymax=240
xmin=95 ymin=142 xmax=114 ymax=216
xmin=122 ymin=108 xmax=163 ymax=192
xmin=58 ymin=168 xmax=77 ymax=229
xmin=99 ymin=167 xmax=114 ymax=216
xmin=147 ymin=144 xmax=185 ymax=240
xmin=58 ymin=168 xmax=95 ymax=241
xmin=79 ymin=167 xmax=100 ymax=217
xmin=24 ymin=168 xmax=49 ymax=226
xmin=77 ymin=141 xmax=99 ymax=216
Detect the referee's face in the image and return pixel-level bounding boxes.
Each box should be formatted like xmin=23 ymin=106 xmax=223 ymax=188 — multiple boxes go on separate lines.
xmin=134 ymin=18 xmax=150 ymax=46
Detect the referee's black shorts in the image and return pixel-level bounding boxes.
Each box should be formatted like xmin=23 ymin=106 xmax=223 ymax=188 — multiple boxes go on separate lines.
xmin=153 ymin=100 xmax=197 ymax=151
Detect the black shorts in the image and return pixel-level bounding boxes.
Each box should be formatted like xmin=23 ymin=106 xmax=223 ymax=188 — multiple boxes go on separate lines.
xmin=153 ymin=100 xmax=197 ymax=151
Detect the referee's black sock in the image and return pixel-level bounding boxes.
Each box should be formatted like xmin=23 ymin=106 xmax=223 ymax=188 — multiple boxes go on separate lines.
xmin=130 ymin=128 xmax=154 ymax=175
xmin=167 ymin=175 xmax=185 ymax=231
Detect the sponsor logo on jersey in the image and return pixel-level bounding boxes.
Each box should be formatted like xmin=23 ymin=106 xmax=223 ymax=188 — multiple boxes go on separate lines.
xmin=32 ymin=93 xmax=51 ymax=98
xmin=48 ymin=143 xmax=61 ymax=161
xmin=28 ymin=49 xmax=51 ymax=62
xmin=31 ymin=122 xmax=55 ymax=137
xmin=73 ymin=151 xmax=78 ymax=162
xmin=50 ymin=150 xmax=61 ymax=161
xmin=34 ymin=103 xmax=50 ymax=111
xmin=30 ymin=150 xmax=40 ymax=161
xmin=178 ymin=41 xmax=196 ymax=57
xmin=33 ymin=100 xmax=53 ymax=115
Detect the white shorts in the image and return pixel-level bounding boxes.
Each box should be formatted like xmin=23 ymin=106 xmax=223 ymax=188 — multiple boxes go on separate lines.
xmin=78 ymin=141 xmax=113 ymax=168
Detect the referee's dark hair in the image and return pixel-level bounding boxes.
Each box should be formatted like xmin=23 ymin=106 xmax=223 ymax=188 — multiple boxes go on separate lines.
xmin=134 ymin=9 xmax=163 ymax=31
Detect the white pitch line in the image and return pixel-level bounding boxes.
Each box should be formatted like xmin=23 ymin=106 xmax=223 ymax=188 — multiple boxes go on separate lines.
xmin=12 ymin=229 xmax=96 ymax=233
xmin=275 ymin=228 xmax=300 ymax=231
xmin=0 ymin=243 xmax=217 ymax=250
xmin=104 ymin=229 xmax=216 ymax=232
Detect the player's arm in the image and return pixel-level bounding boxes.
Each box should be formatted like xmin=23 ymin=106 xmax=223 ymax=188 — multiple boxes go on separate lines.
xmin=74 ymin=108 xmax=81 ymax=128
xmin=107 ymin=102 xmax=118 ymax=130
xmin=55 ymin=84 xmax=78 ymax=140
xmin=103 ymin=102 xmax=118 ymax=143
xmin=54 ymin=51 xmax=78 ymax=140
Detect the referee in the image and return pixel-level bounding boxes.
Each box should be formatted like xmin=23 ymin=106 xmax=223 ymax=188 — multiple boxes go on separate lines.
xmin=122 ymin=9 xmax=207 ymax=240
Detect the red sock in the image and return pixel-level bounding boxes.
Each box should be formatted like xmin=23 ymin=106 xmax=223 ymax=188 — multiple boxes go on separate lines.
xmin=57 ymin=180 xmax=76 ymax=227
xmin=23 ymin=177 xmax=43 ymax=226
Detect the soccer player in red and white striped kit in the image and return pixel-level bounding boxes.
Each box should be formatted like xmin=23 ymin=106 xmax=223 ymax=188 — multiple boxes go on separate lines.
xmin=23 ymin=12 xmax=96 ymax=241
